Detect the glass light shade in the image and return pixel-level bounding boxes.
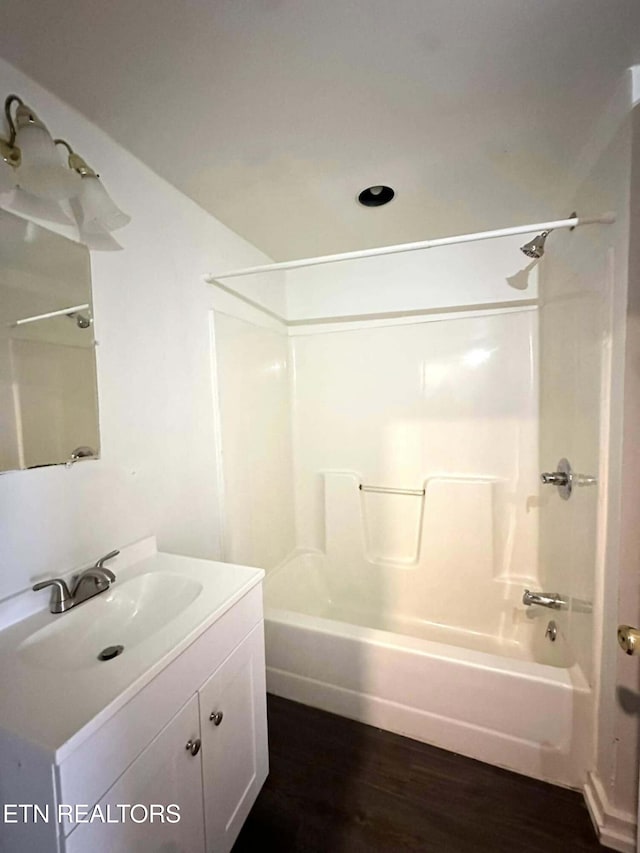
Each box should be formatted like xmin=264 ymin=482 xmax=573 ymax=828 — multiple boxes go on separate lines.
xmin=14 ymin=112 xmax=80 ymax=201
xmin=76 ymin=175 xmax=130 ymax=233
xmin=0 ymin=156 xmax=17 ymax=193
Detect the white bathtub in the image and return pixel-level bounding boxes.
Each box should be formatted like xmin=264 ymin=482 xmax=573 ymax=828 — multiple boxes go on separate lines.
xmin=264 ymin=550 xmax=591 ymax=788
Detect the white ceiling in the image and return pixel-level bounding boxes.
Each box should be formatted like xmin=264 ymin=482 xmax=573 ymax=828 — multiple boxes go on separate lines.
xmin=1 ymin=1 xmax=639 ymax=260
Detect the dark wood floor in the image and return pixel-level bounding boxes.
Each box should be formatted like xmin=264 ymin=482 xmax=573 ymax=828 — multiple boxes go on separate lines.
xmin=233 ymin=695 xmax=610 ymax=853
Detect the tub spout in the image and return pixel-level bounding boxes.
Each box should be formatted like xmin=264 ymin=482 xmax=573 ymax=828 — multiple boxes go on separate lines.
xmin=522 ymin=589 xmax=567 ymax=610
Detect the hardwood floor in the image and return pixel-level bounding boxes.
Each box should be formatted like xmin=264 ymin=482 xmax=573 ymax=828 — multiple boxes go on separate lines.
xmin=233 ymin=695 xmax=610 ymax=853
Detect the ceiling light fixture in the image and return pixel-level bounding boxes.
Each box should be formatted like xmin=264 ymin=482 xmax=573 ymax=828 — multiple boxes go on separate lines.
xmin=1 ymin=93 xmax=130 ymax=233
xmin=358 ymin=185 xmax=395 ymax=207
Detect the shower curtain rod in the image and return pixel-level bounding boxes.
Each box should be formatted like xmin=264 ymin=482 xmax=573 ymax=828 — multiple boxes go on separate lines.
xmin=204 ymin=212 xmax=615 ymax=282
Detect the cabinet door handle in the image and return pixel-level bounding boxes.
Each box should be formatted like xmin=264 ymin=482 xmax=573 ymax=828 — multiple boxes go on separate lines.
xmin=185 ymin=738 xmax=201 ymax=756
xmin=209 ymin=710 xmax=224 ymax=726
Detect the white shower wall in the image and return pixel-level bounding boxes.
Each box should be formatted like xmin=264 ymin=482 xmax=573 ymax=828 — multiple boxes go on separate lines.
xmin=538 ymin=248 xmax=611 ymax=686
xmin=213 ymin=311 xmax=295 ymax=570
xmin=289 ymin=308 xmax=540 ymax=635
xmin=213 ymin=238 xmax=542 ymax=641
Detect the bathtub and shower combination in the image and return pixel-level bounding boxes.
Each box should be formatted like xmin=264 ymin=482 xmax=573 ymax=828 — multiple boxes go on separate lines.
xmin=211 ymin=220 xmax=609 ymax=792
xmin=263 ymin=477 xmax=591 ymax=789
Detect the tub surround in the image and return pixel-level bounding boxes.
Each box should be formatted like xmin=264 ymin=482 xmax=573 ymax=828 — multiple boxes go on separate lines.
xmin=214 ymin=279 xmax=591 ymax=790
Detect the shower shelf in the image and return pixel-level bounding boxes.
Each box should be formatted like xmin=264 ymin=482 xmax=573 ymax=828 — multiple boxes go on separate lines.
xmin=359 ymin=484 xmax=425 ymax=497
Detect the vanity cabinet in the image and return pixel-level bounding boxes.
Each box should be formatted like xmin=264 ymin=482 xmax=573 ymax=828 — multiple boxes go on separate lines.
xmin=65 ymin=625 xmax=267 ymax=853
xmin=0 ymin=562 xmax=268 ymax=853
xmin=65 ymin=695 xmax=205 ymax=853
xmin=200 ymin=624 xmax=268 ymax=853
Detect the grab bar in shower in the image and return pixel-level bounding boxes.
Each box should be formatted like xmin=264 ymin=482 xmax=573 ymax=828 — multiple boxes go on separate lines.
xmin=359 ymin=484 xmax=425 ymax=497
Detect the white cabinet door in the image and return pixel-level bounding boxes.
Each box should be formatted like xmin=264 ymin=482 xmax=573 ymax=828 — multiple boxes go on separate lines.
xmin=65 ymin=694 xmax=205 ymax=853
xmin=199 ymin=623 xmax=268 ymax=853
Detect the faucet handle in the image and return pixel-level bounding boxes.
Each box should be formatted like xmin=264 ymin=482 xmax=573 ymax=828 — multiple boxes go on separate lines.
xmin=94 ymin=550 xmax=119 ymax=581
xmin=95 ymin=550 xmax=119 ymax=569
xmin=32 ymin=578 xmax=73 ymax=613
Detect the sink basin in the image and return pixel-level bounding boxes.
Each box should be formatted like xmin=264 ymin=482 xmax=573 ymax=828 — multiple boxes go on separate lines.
xmin=0 ymin=540 xmax=264 ymax=759
xmin=18 ymin=572 xmax=203 ymax=671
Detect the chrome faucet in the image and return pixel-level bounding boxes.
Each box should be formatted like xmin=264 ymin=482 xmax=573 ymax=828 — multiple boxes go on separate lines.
xmin=33 ymin=550 xmax=119 ymax=614
xmin=522 ymin=589 xmax=567 ymax=610
xmin=540 ymin=471 xmax=569 ymax=486
xmin=540 ymin=458 xmax=573 ymax=500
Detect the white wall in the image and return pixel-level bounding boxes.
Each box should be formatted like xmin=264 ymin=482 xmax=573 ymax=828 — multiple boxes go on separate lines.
xmin=612 ymin=89 xmax=640 ymax=839
xmin=589 ymin=76 xmax=636 ymax=838
xmin=0 ymin=56 xmax=285 ymax=601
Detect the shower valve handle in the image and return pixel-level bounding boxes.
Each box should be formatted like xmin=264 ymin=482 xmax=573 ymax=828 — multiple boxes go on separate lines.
xmin=541 ymin=472 xmax=569 ymax=486
xmin=540 ymin=458 xmax=573 ymax=500
xmin=522 ymin=590 xmax=567 ymax=610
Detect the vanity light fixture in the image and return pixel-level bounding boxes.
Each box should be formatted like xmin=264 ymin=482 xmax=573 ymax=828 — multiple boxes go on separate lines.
xmin=55 ymin=139 xmax=131 ymax=233
xmin=1 ymin=95 xmax=80 ymax=200
xmin=1 ymin=93 xmax=130 ymax=233
xmin=0 ymin=96 xmax=23 ymax=193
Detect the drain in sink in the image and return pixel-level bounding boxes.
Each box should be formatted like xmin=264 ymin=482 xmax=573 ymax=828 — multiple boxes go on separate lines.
xmin=98 ymin=645 xmax=124 ymax=661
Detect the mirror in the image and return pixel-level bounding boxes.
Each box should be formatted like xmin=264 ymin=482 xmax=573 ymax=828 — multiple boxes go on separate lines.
xmin=0 ymin=209 xmax=99 ymax=472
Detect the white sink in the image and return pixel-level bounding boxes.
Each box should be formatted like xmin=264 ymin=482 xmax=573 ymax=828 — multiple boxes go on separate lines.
xmin=0 ymin=540 xmax=264 ymax=756
xmin=18 ymin=571 xmax=203 ymax=671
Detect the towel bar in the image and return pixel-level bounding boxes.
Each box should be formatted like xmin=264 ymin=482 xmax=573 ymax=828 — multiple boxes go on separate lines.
xmin=359 ymin=484 xmax=425 ymax=497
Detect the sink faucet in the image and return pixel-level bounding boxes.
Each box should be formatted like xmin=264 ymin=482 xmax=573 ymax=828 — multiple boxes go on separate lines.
xmin=32 ymin=550 xmax=119 ymax=614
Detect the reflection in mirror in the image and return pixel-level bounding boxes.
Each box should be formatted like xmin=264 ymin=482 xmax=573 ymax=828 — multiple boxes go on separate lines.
xmin=0 ymin=209 xmax=99 ymax=472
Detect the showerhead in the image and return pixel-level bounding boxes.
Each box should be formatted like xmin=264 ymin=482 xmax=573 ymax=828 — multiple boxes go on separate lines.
xmin=520 ymin=230 xmax=550 ymax=259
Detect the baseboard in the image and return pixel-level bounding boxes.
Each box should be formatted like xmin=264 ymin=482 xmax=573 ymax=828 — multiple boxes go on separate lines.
xmin=584 ymin=772 xmax=636 ymax=853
